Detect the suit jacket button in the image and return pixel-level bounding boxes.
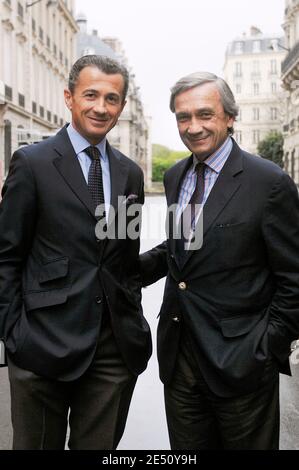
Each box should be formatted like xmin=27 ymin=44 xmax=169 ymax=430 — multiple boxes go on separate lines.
xmin=172 ymin=315 xmax=180 ymax=322
xmin=95 ymin=296 xmax=102 ymax=304
xmin=178 ymin=282 xmax=187 ymax=290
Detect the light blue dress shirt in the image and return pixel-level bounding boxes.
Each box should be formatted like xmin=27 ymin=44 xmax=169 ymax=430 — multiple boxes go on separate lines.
xmin=67 ymin=123 xmax=111 ymax=217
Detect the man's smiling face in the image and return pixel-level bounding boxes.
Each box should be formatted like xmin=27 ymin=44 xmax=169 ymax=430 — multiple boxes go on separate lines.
xmin=64 ymin=66 xmax=126 ymax=145
xmin=174 ymin=82 xmax=234 ymax=161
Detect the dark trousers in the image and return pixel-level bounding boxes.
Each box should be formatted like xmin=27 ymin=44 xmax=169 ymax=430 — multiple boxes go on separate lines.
xmin=7 ymin=319 xmax=137 ymax=450
xmin=164 ymin=327 xmax=280 ymax=450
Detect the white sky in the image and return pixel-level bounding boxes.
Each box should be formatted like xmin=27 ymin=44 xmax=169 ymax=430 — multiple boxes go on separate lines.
xmin=75 ymin=0 xmax=285 ymax=150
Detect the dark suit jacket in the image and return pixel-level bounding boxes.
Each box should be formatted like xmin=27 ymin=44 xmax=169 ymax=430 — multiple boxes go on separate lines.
xmin=140 ymin=140 xmax=299 ymax=397
xmin=0 ymin=125 xmax=152 ymax=381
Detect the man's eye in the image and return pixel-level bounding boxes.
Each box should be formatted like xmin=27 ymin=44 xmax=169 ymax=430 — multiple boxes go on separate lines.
xmin=177 ymin=116 xmax=189 ymax=122
xmin=107 ymin=96 xmax=119 ymax=103
xmin=85 ymin=93 xmax=95 ymax=98
xmin=200 ymin=113 xmax=212 ymax=119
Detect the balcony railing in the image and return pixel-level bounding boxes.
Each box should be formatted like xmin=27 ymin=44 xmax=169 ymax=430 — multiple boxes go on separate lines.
xmin=282 ymin=41 xmax=299 ymax=75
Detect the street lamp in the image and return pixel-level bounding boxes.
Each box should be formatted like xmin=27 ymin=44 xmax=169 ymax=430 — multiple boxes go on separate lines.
xmin=269 ymin=42 xmax=290 ymax=52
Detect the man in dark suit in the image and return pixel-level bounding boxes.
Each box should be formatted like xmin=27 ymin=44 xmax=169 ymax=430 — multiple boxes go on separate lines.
xmin=140 ymin=72 xmax=299 ymax=449
xmin=0 ymin=55 xmax=151 ymax=449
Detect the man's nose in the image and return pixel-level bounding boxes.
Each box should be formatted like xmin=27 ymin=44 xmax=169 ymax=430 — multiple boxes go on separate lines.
xmin=187 ymin=118 xmax=203 ymax=134
xmin=93 ymin=99 xmax=107 ymax=114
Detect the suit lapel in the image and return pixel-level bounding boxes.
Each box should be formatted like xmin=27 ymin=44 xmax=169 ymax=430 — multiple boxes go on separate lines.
xmin=52 ymin=126 xmax=96 ymax=219
xmin=107 ymin=142 xmax=129 ymax=219
xmin=181 ymin=141 xmax=244 ymax=268
xmin=202 ymin=141 xmax=243 ymax=237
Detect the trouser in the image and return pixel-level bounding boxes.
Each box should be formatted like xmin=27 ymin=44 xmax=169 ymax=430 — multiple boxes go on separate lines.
xmin=8 ymin=319 xmax=137 ymax=450
xmin=164 ymin=326 xmax=280 ymax=450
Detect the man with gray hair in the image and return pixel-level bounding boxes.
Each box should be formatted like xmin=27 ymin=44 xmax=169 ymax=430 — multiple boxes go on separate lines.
xmin=140 ymin=72 xmax=299 ymax=449
xmin=0 ymin=55 xmax=152 ymax=449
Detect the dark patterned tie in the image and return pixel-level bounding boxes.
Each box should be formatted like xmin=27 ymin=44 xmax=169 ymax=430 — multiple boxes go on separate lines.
xmin=183 ymin=162 xmax=205 ymax=234
xmin=85 ymin=146 xmax=105 ymax=214
xmin=176 ymin=162 xmax=206 ymax=262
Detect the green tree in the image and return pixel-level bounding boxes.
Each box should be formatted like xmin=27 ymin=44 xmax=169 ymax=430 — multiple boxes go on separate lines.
xmin=257 ymin=131 xmax=284 ymax=168
xmin=152 ymin=144 xmax=189 ymax=182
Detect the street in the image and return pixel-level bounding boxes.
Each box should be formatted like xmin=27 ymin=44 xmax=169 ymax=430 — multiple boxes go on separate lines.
xmin=0 ymin=195 xmax=299 ymax=449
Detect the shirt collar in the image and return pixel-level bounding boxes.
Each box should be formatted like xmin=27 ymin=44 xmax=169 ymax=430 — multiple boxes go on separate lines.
xmin=192 ymin=136 xmax=233 ymax=174
xmin=67 ymin=123 xmax=107 ymax=161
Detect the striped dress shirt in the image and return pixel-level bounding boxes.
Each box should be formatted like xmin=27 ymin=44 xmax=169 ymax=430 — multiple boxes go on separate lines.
xmin=176 ymin=137 xmax=233 ymax=224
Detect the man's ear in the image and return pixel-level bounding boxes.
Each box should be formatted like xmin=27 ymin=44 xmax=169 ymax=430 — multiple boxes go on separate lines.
xmin=64 ymin=89 xmax=73 ymax=111
xmin=227 ymin=115 xmax=235 ymax=129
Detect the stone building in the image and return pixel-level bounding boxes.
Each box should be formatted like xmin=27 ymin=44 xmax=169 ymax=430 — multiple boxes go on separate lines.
xmin=76 ymin=13 xmax=152 ymax=189
xmin=0 ymin=0 xmax=78 ymax=183
xmin=223 ymin=26 xmax=286 ymax=155
xmin=281 ymin=0 xmax=299 ymax=185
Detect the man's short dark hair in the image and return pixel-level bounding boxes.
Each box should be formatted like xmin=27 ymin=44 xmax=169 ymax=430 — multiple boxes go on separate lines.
xmin=68 ymin=55 xmax=129 ymax=102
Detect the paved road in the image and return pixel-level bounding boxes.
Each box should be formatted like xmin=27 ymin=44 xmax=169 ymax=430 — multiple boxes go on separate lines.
xmin=1 ymin=196 xmax=299 ymax=449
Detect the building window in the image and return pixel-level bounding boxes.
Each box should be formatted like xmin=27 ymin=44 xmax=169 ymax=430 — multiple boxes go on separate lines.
xmin=40 ymin=105 xmax=45 ymax=118
xmin=59 ymin=51 xmax=63 ymax=63
xmin=235 ymin=41 xmax=244 ymax=54
xmin=253 ymin=108 xmax=260 ymax=121
xmin=54 ymin=114 xmax=58 ymax=124
xmin=253 ymin=130 xmax=260 ymax=144
xmin=236 ymin=84 xmax=241 ymax=94
xmin=32 ymin=18 xmax=36 ymax=34
xmin=271 ymin=108 xmax=278 ymax=120
xmin=17 ymin=2 xmax=24 ymax=19
xmin=271 ymin=82 xmax=277 ymax=93
xmin=235 ymin=131 xmax=242 ymax=145
xmin=32 ymin=101 xmax=37 ymax=114
xmin=5 ymin=84 xmax=12 ymax=101
xmin=53 ymin=44 xmax=57 ymax=56
xmin=18 ymin=93 xmax=25 ymax=108
xmin=39 ymin=27 xmax=44 ymax=42
xmin=252 ymin=40 xmax=261 ymax=53
xmin=270 ymin=60 xmax=277 ymax=74
xmin=47 ymin=36 xmax=51 ymax=49
xmin=253 ymin=83 xmax=259 ymax=95
xmin=284 ymin=152 xmax=289 ymax=171
xmin=60 ymin=118 xmax=64 ymax=127
xmin=4 ymin=120 xmax=12 ymax=174
xmin=252 ymin=60 xmax=260 ymax=77
xmin=47 ymin=111 xmax=52 ymax=122
xmin=235 ymin=62 xmax=242 ymax=77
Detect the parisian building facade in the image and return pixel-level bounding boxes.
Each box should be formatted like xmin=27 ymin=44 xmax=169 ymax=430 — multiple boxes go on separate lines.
xmin=223 ymin=26 xmax=286 ymax=155
xmin=0 ymin=0 xmax=78 ymax=184
xmin=282 ymin=0 xmax=299 ymax=185
xmin=76 ymin=13 xmax=152 ymax=190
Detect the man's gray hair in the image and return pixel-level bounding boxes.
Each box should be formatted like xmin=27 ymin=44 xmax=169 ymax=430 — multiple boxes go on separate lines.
xmin=68 ymin=55 xmax=129 ymax=102
xmin=170 ymin=72 xmax=239 ymax=134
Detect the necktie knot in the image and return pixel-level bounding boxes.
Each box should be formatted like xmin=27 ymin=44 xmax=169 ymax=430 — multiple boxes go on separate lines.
xmin=85 ymin=146 xmax=101 ymax=161
xmin=194 ymin=161 xmax=205 ymax=176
